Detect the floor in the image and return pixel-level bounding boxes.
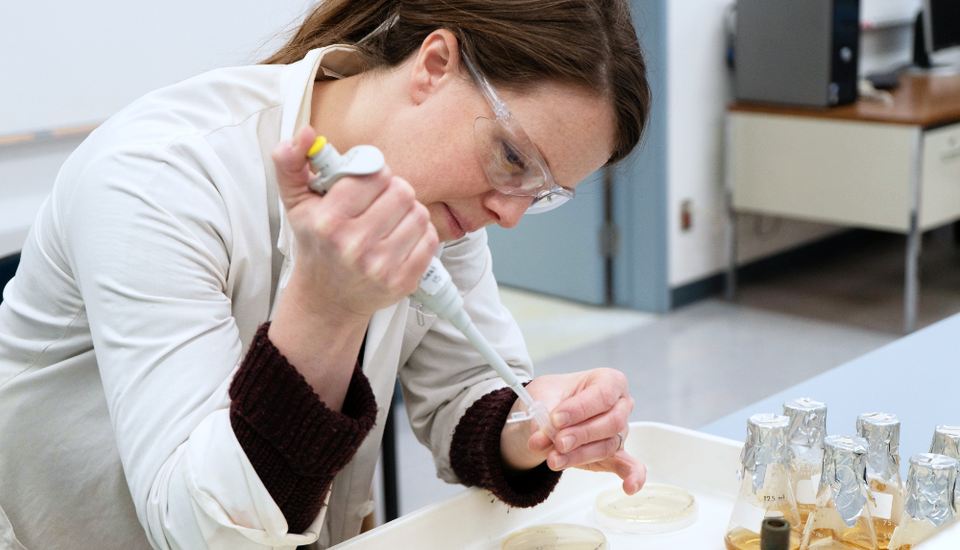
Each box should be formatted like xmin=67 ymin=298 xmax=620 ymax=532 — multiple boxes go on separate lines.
xmin=373 ymin=229 xmax=960 ymax=523
xmin=735 ymin=228 xmax=960 ymax=334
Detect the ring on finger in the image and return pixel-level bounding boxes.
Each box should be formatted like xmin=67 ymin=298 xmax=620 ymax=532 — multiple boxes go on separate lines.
xmin=616 ymin=432 xmax=624 ymax=452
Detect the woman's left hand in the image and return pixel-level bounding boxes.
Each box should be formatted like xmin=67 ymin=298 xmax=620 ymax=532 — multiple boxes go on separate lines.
xmin=499 ymin=368 xmax=646 ymax=495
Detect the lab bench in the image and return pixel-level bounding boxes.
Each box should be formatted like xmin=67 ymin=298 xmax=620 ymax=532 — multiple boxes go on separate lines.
xmin=341 ymin=312 xmax=960 ymax=548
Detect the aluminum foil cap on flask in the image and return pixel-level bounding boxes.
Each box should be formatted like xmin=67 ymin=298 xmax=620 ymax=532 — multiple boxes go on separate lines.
xmin=903 ymin=453 xmax=959 ymax=528
xmin=783 ymin=398 xmax=827 ymax=462
xmin=857 ymin=412 xmax=901 ymax=482
xmin=930 ymin=426 xmax=960 ymax=460
xmin=820 ymin=435 xmax=872 ymax=528
xmin=741 ymin=414 xmax=791 ymax=492
xmin=930 ymin=426 xmax=960 ymax=511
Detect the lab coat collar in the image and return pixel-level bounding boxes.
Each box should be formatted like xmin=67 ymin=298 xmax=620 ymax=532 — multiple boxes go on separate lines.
xmin=271 ymin=45 xmax=405 ymax=366
xmin=276 ymin=45 xmax=366 ymax=276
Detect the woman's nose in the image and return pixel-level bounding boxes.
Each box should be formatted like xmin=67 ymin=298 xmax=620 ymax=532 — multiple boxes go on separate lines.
xmin=485 ymin=191 xmax=532 ymax=228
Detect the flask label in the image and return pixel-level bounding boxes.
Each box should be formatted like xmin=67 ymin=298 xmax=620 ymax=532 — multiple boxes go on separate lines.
xmin=868 ymin=491 xmax=894 ymax=520
xmin=796 ymin=473 xmax=821 ymax=505
xmin=731 ymin=499 xmax=777 ymax=534
xmin=796 ymin=479 xmax=817 ymax=504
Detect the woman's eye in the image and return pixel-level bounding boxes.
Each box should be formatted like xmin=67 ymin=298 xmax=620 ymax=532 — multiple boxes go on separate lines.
xmin=498 ymin=141 xmax=526 ymax=172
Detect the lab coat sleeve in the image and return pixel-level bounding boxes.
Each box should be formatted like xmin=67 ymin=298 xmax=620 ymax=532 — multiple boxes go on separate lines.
xmin=449 ymin=385 xmax=563 ymax=505
xmin=228 ymin=323 xmax=378 ymax=533
xmin=59 ymin=140 xmax=328 ymax=550
xmin=398 ymin=229 xmax=535 ymax=484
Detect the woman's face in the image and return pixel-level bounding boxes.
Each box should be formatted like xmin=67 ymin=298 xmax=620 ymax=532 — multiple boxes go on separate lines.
xmin=377 ymin=74 xmax=617 ymax=242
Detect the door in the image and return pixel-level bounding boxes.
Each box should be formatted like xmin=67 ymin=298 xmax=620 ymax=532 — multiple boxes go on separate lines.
xmin=486 ymin=170 xmax=608 ymax=305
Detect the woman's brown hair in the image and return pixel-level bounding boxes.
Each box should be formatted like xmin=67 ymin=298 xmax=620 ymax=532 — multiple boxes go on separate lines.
xmin=263 ymin=0 xmax=649 ymax=165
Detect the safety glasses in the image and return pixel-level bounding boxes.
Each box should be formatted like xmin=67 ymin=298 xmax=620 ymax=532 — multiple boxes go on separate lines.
xmin=461 ymin=51 xmax=574 ymax=214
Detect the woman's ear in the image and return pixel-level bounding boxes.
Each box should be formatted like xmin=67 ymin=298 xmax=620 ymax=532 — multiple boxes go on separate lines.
xmin=409 ymin=29 xmax=461 ymax=105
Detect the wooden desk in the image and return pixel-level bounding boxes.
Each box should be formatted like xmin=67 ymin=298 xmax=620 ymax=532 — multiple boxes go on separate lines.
xmin=724 ymin=75 xmax=960 ymax=332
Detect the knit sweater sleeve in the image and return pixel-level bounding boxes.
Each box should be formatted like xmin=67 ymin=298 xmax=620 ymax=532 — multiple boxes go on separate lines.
xmin=228 ymin=323 xmax=378 ymax=533
xmin=449 ymin=386 xmax=562 ymax=507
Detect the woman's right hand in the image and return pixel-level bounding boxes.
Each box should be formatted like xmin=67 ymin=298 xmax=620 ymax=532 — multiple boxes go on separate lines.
xmin=272 ymin=126 xmax=439 ymax=319
xmin=266 ymin=126 xmax=438 ymax=408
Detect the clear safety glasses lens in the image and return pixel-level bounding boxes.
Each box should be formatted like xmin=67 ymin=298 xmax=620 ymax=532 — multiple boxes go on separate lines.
xmin=526 ymin=188 xmax=573 ymax=214
xmin=473 ymin=117 xmax=574 ymax=214
xmin=463 ymin=50 xmax=573 ymax=214
xmin=474 ymin=116 xmax=547 ymax=194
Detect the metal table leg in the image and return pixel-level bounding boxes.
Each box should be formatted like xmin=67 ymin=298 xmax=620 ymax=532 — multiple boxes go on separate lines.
xmin=381 ymin=381 xmax=400 ymax=522
xmin=724 ymin=115 xmax=738 ymax=301
xmin=904 ymin=129 xmax=924 ymax=333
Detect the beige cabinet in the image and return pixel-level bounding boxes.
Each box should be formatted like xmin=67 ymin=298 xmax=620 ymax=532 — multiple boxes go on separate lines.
xmin=724 ymin=74 xmax=960 ymax=332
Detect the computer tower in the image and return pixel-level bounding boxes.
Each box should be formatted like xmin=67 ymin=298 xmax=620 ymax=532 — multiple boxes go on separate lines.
xmin=735 ymin=0 xmax=860 ymax=107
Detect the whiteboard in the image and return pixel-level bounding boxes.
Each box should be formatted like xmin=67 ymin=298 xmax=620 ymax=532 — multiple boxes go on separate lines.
xmin=0 ymin=0 xmax=315 ymax=137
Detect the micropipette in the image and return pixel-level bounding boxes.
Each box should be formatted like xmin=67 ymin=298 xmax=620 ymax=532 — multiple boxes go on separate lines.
xmin=306 ymin=136 xmax=558 ymax=441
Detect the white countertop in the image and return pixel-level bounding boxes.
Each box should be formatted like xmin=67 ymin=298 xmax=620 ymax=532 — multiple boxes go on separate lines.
xmin=700 ymin=312 xmax=960 ymax=477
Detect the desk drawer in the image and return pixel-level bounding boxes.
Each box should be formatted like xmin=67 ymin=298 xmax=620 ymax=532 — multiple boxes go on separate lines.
xmin=729 ymin=113 xmax=916 ymax=232
xmin=920 ymin=122 xmax=960 ymax=229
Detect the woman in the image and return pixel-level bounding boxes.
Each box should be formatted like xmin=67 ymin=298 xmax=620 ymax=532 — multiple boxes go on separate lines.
xmin=0 ymin=0 xmax=650 ymax=548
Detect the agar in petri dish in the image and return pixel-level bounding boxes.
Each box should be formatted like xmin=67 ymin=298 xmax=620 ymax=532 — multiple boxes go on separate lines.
xmin=500 ymin=523 xmax=608 ymax=550
xmin=593 ymin=483 xmax=698 ymax=534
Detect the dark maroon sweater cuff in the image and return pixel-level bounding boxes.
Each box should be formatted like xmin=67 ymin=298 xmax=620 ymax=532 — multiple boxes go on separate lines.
xmin=450 ymin=385 xmax=562 ymax=507
xmin=229 ymin=323 xmax=377 ymax=533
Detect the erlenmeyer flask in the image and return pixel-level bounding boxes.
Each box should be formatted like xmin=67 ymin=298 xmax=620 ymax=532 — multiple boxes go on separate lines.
xmin=929 ymin=426 xmax=960 ymax=514
xmin=888 ymin=453 xmax=958 ymax=550
xmin=857 ymin=412 xmax=904 ymax=549
xmin=800 ymin=435 xmax=878 ymax=550
xmin=784 ymin=398 xmax=827 ymax=526
xmin=725 ymin=414 xmax=801 ymax=550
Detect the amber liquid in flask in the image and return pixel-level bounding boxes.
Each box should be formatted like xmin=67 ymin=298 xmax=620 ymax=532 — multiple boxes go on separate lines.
xmin=869 ymin=479 xmax=897 ymax=550
xmin=726 ymin=524 xmax=800 ymax=550
xmin=887 ymin=454 xmax=958 ymax=550
xmin=792 ymin=460 xmax=821 ymax=527
xmin=724 ymin=463 xmax=801 ymax=550
xmin=802 ymin=519 xmax=879 ymax=550
xmin=799 ymin=436 xmax=878 ymax=550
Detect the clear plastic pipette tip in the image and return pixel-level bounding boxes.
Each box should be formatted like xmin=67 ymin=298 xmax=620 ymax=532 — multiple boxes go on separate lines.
xmin=507 ymin=385 xmax=558 ymax=442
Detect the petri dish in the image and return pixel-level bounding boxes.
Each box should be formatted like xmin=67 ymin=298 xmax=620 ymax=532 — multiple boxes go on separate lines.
xmin=500 ymin=523 xmax=608 ymax=550
xmin=593 ymin=483 xmax=698 ymax=534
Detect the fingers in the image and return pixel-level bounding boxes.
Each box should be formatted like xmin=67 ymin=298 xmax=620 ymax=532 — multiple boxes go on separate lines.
xmin=356 ymin=176 xmax=419 ymax=240
xmin=356 ymin=200 xmax=438 ymax=296
xmin=553 ymin=396 xmax=632 ymax=455
xmin=548 ymin=424 xmax=630 ymax=469
xmin=546 ymin=369 xmax=632 ymax=460
xmin=321 ymin=166 xmax=395 ymax=219
xmin=550 ymin=368 xmax=630 ymax=431
xmin=272 ymin=127 xmax=319 ymax=203
xmin=328 ymin=176 xmax=436 ymax=288
xmin=555 ymin=450 xmax=646 ymax=495
xmin=561 ymin=450 xmax=646 ymax=495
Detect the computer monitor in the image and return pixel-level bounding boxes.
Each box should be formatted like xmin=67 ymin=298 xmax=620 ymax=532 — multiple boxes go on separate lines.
xmin=912 ymin=1 xmax=960 ymax=72
xmin=922 ymin=0 xmax=960 ymax=54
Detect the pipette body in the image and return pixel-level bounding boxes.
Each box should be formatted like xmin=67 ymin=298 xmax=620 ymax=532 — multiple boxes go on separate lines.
xmin=306 ymin=136 xmax=557 ymax=441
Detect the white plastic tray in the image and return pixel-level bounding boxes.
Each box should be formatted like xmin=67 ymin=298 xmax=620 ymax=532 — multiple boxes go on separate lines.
xmin=332 ymin=422 xmax=744 ymax=549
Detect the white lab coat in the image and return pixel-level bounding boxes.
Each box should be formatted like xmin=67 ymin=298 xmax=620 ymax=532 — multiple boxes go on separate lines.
xmin=0 ymin=45 xmax=533 ymax=550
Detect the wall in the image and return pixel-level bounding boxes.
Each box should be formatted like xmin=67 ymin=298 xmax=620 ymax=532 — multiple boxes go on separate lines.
xmin=0 ymin=0 xmax=312 ymax=258
xmin=665 ymin=0 xmax=925 ymax=290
